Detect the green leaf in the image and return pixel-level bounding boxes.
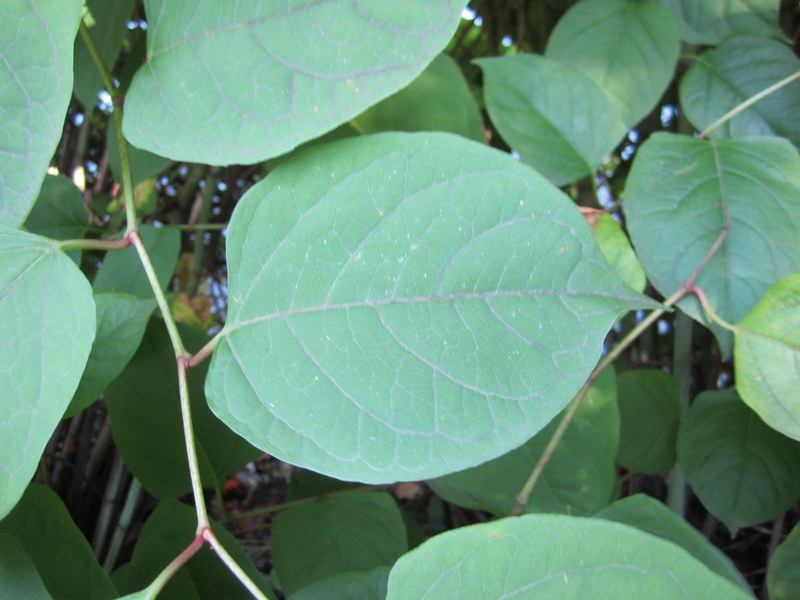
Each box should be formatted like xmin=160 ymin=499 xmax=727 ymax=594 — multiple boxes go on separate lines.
xmin=595 ymin=494 xmax=751 ymax=593
xmin=654 ymin=0 xmax=783 ymax=44
xmin=734 ymin=274 xmax=800 ymax=441
xmin=387 ymin=514 xmax=754 ymax=599
xmin=477 ymin=54 xmax=626 ymax=186
xmin=545 ymin=0 xmax=679 ymax=127
xmin=593 ymin=214 xmax=647 ymax=294
xmin=286 ymin=468 xmax=358 ymax=502
xmin=768 ymin=521 xmax=800 ymax=600
xmin=615 ymin=369 xmax=680 ymax=474
xmin=93 ymin=224 xmax=180 ymax=298
xmin=0 ymin=485 xmax=117 ymax=600
xmin=680 ymin=36 xmax=800 ymax=147
xmin=0 ymin=228 xmax=95 ymax=519
xmin=623 ymin=133 xmax=800 ymax=354
xmin=65 ymin=292 xmax=156 ymax=417
xmin=428 ymin=367 xmax=618 ymax=516
xmin=106 ymin=320 xmax=260 ymax=498
xmin=0 ymin=534 xmax=52 ymax=600
xmin=112 ymin=500 xmax=274 ymax=600
xmin=289 ymin=566 xmax=389 ymax=600
xmin=24 ymin=175 xmax=89 ymax=242
xmin=206 ymin=132 xmax=654 ymax=484
xmin=0 ymin=0 xmax=83 ymax=227
xmin=72 ymin=0 xmax=135 ymax=110
xmin=352 ymin=53 xmax=484 ymax=143
xmin=122 ymin=0 xmax=466 ymax=164
xmin=676 ymin=391 xmax=800 ymax=533
xmin=272 ymin=492 xmax=407 ymax=597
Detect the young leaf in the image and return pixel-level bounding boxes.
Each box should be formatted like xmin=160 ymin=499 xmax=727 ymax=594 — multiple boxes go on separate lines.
xmin=615 ymin=369 xmax=680 ymax=474
xmin=0 ymin=0 xmax=82 ymax=227
xmin=386 ymin=514 xmax=754 ymax=599
xmin=654 ymin=0 xmax=783 ymax=45
xmin=272 ymin=492 xmax=407 ymax=597
xmin=768 ymin=521 xmax=800 ymax=600
xmin=477 ymin=54 xmax=626 ymax=186
xmin=592 ymin=213 xmax=647 ymax=294
xmin=623 ymin=133 xmax=800 ymax=355
xmin=111 ymin=500 xmax=274 ymax=600
xmin=428 ymin=367 xmax=618 ymax=516
xmin=288 ymin=566 xmax=389 ymax=600
xmin=351 ymin=53 xmax=485 ymax=143
xmin=0 ymin=228 xmax=95 ymax=519
xmin=677 ymin=391 xmax=800 ymax=533
xmin=65 ymin=292 xmax=156 ymax=417
xmin=0 ymin=534 xmax=52 ymax=600
xmin=206 ymin=132 xmax=655 ymax=484
xmin=122 ymin=0 xmax=466 ymax=164
xmin=680 ymin=36 xmax=800 ymax=147
xmin=595 ymin=494 xmax=751 ymax=592
xmin=545 ymin=0 xmax=679 ymax=127
xmin=106 ymin=320 xmax=260 ymax=499
xmin=735 ymin=274 xmax=800 ymax=441
xmin=0 ymin=484 xmax=116 ymax=600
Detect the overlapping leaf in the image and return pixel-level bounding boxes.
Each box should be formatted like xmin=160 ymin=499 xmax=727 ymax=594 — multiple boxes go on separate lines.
xmin=0 ymin=485 xmax=116 ymax=600
xmin=655 ymin=0 xmax=783 ymax=45
xmin=624 ymin=133 xmax=800 ymax=354
xmin=206 ymin=132 xmax=654 ymax=484
xmin=290 ymin=566 xmax=389 ymax=600
xmin=592 ymin=213 xmax=647 ymax=293
xmin=272 ymin=493 xmax=407 ymax=596
xmin=735 ymin=274 xmax=800 ymax=441
xmin=387 ymin=514 xmax=754 ymax=599
xmin=0 ymin=0 xmax=83 ymax=227
xmin=677 ymin=391 xmax=800 ymax=533
xmin=0 ymin=535 xmax=51 ymax=600
xmin=477 ymin=54 xmax=626 ymax=186
xmin=428 ymin=367 xmax=618 ymax=516
xmin=545 ymin=0 xmax=679 ymax=127
xmin=0 ymin=228 xmax=95 ymax=519
xmin=123 ymin=0 xmax=466 ymax=164
xmin=680 ymin=36 xmax=800 ymax=147
xmin=768 ymin=521 xmax=800 ymax=600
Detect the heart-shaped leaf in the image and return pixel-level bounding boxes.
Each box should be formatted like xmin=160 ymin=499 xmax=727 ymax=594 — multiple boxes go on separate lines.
xmin=123 ymin=0 xmax=466 ymax=164
xmin=545 ymin=0 xmax=679 ymax=127
xmin=734 ymin=274 xmax=800 ymax=441
xmin=0 ymin=228 xmax=95 ymax=519
xmin=387 ymin=514 xmax=754 ymax=599
xmin=205 ymin=132 xmax=654 ymax=484
xmin=623 ymin=133 xmax=800 ymax=354
xmin=0 ymin=0 xmax=83 ymax=227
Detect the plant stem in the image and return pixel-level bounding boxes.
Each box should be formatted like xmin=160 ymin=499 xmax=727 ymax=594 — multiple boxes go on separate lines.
xmin=177 ymin=356 xmax=210 ymax=529
xmin=666 ymin=312 xmax=692 ymax=516
xmin=187 ymin=167 xmax=219 ymax=297
xmin=57 ymin=236 xmax=131 ymax=252
xmin=78 ymin=20 xmax=137 ymax=233
xmin=699 ymin=70 xmax=800 ymax=138
xmin=189 ymin=329 xmax=225 ymax=367
xmin=204 ymin=529 xmax=271 ymax=600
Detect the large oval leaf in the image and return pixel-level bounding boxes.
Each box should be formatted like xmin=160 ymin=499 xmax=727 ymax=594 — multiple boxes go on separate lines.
xmin=205 ymin=132 xmax=653 ymax=484
xmin=677 ymin=391 xmax=800 ymax=533
xmin=680 ymin=36 xmax=800 ymax=147
xmin=477 ymin=54 xmax=626 ymax=186
xmin=545 ymin=0 xmax=679 ymax=127
xmin=0 ymin=0 xmax=82 ymax=227
xmin=0 ymin=228 xmax=95 ymax=519
xmin=735 ymin=274 xmax=800 ymax=440
xmin=386 ymin=514 xmax=754 ymax=599
xmin=623 ymin=133 xmax=800 ymax=354
xmin=123 ymin=0 xmax=466 ymax=164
